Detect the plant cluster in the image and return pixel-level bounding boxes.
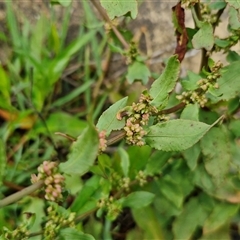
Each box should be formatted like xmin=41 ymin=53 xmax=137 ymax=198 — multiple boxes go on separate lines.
xmin=1 ymin=0 xmax=240 ymax=239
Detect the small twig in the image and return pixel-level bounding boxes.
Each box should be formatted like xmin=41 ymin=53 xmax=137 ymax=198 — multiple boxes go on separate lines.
xmin=159 ymin=102 xmax=186 ymax=115
xmin=107 ymin=130 xmax=126 ymax=146
xmin=0 ymin=181 xmax=44 ymax=208
xmin=55 ymin=132 xmax=76 ymax=142
xmin=90 ymin=0 xmax=129 ymax=49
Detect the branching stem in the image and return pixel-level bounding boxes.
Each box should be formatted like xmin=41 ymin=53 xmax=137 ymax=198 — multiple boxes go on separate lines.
xmin=0 ymin=181 xmax=44 ymax=208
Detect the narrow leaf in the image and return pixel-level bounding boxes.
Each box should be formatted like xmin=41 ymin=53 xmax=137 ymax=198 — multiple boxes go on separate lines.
xmin=118 ymin=147 xmax=129 ymax=177
xmin=0 ymin=139 xmax=6 ymax=187
xmin=149 ymin=55 xmax=180 ymax=109
xmin=96 ymin=97 xmax=128 ymax=136
xmin=49 ymin=30 xmax=96 ymax=84
xmin=59 ymin=125 xmax=99 ymax=175
xmin=145 ymin=118 xmax=220 ymax=151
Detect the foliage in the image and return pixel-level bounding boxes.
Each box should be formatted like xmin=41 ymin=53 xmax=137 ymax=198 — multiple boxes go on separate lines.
xmin=1 ymin=0 xmax=240 ymax=239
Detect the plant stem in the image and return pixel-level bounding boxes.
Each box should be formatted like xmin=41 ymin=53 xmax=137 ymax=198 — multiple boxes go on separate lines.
xmin=159 ymin=102 xmax=186 ymax=115
xmin=90 ymin=0 xmax=129 ymax=49
xmin=0 ymin=180 xmax=44 ymax=208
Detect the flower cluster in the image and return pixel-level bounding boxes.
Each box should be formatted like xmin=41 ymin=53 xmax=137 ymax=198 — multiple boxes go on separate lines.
xmin=176 ymin=90 xmax=208 ymax=107
xmin=97 ymin=196 xmax=122 ymax=220
xmin=98 ymin=130 xmax=107 ymax=152
xmin=119 ymin=177 xmax=131 ymax=191
xmin=135 ymin=170 xmax=147 ymax=186
xmin=181 ymin=0 xmax=198 ymax=7
xmin=31 ymin=161 xmax=65 ymax=202
xmin=43 ymin=204 xmax=76 ymax=240
xmin=3 ymin=224 xmax=29 ymax=240
xmin=118 ymin=93 xmax=158 ymax=146
xmin=177 ymin=61 xmax=222 ymax=107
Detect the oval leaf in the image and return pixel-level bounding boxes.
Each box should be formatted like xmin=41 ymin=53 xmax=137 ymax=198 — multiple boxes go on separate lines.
xmin=96 ymin=97 xmax=128 ymax=136
xmin=145 ymin=119 xmax=219 ymax=151
xmin=59 ymin=228 xmax=95 ymax=240
xmin=121 ymin=191 xmax=155 ymax=209
xmin=126 ymin=61 xmax=151 ymax=84
xmin=149 ymin=55 xmax=180 ymax=109
xmin=59 ymin=125 xmax=99 ymax=175
xmin=211 ymin=60 xmax=240 ymax=101
xmin=100 ymin=0 xmax=138 ymax=19
xmin=200 ymin=127 xmax=231 ymax=185
xmin=192 ymin=22 xmax=214 ymax=50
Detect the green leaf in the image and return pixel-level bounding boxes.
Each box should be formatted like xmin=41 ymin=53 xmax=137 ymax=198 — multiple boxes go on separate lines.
xmin=121 ymin=191 xmax=155 ymax=209
xmin=181 ymin=71 xmax=201 ymax=91
xmin=59 ymin=124 xmax=99 ymax=175
xmin=203 ymin=202 xmax=239 ymax=233
xmin=214 ymin=38 xmax=230 ymax=48
xmin=180 ymin=103 xmax=199 ymax=121
xmin=33 ymin=111 xmax=87 ymax=138
xmin=194 ymin=164 xmax=215 ymax=192
xmin=173 ymin=197 xmax=209 ymax=240
xmin=157 ymin=176 xmax=183 ymax=209
xmin=0 ymin=66 xmax=11 ymax=105
xmin=149 ymin=55 xmax=180 ymax=109
xmin=100 ymin=0 xmax=138 ymax=19
xmin=56 ymin=0 xmax=72 ymax=7
xmin=192 ymin=22 xmax=214 ymax=50
xmin=209 ymin=1 xmax=226 ymax=10
xmin=59 ymin=228 xmax=95 ymax=240
xmin=145 ymin=119 xmax=219 ymax=151
xmin=145 ymin=151 xmax=172 ymax=175
xmin=52 ymin=81 xmax=93 ymax=108
xmin=229 ymin=120 xmax=240 ymax=137
xmin=200 ymin=127 xmax=231 ymax=185
xmin=118 ymin=147 xmax=129 ymax=177
xmin=227 ymin=50 xmax=240 ymax=63
xmin=182 ymin=143 xmax=201 ymax=171
xmin=127 ymin=145 xmax=151 ymax=178
xmin=132 ymin=206 xmax=165 ymax=239
xmin=225 ymin=0 xmax=240 ymax=9
xmin=49 ymin=30 xmax=96 ymax=85
xmin=212 ymin=61 xmax=240 ymax=101
xmin=229 ymin=6 xmax=240 ymax=29
xmin=96 ymin=97 xmax=128 ymax=136
xmin=126 ymin=61 xmax=151 ymax=84
xmin=0 ymin=139 xmax=6 ymax=187
xmin=70 ymin=175 xmax=100 ymax=212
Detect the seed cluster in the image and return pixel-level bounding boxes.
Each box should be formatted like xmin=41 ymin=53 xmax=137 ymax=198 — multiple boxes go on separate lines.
xmin=3 ymin=223 xmax=29 ymax=240
xmin=43 ymin=204 xmax=76 ymax=240
xmin=31 ymin=161 xmax=65 ymax=202
xmin=97 ymin=196 xmax=122 ymax=220
xmin=98 ymin=130 xmax=107 ymax=152
xmin=118 ymin=93 xmax=158 ymax=146
xmin=135 ymin=170 xmax=147 ymax=186
xmin=177 ymin=61 xmax=222 ymax=107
